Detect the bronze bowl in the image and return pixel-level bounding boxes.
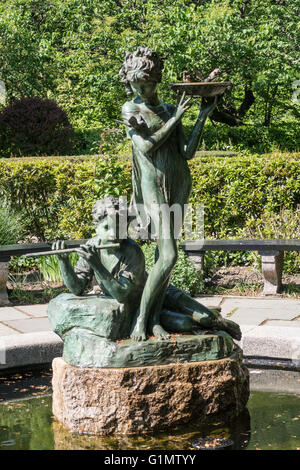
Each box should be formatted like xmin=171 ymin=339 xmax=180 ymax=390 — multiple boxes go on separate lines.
xmin=170 ymin=82 xmax=232 ymax=97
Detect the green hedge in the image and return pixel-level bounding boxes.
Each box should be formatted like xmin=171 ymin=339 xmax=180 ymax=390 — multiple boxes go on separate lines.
xmin=194 ymin=121 xmax=300 ymax=154
xmin=70 ymin=122 xmax=300 ymax=156
xmin=0 ymin=156 xmax=132 ymax=240
xmin=189 ymin=152 xmax=300 ymax=237
xmin=0 ymin=153 xmax=299 ymax=243
xmin=2 ymin=122 xmax=298 ymax=158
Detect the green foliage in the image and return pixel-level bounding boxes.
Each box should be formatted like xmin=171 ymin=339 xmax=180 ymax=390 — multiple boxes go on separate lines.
xmin=0 ymin=0 xmax=299 ymax=136
xmin=0 ymin=158 xmax=66 ymax=241
xmin=192 ymin=121 xmax=300 ymax=154
xmin=204 ymin=250 xmax=256 ymax=278
xmin=0 ymin=201 xmax=25 ymax=245
xmin=73 ymin=121 xmax=300 ymax=156
xmin=0 ymin=153 xmax=299 ymax=245
xmin=73 ymin=127 xmax=127 ymax=156
xmin=142 ymin=242 xmax=203 ymax=296
xmin=188 ymin=153 xmax=300 ymax=238
xmin=239 ymin=208 xmax=300 ymax=274
xmin=0 ymin=1 xmax=55 ymax=100
xmin=9 ymin=256 xmax=38 ymax=273
xmin=0 ymin=155 xmax=132 ymax=241
xmin=204 ymin=208 xmax=300 ymax=276
xmin=37 ymin=252 xmax=79 ymax=282
xmin=241 ymin=208 xmax=300 ymax=240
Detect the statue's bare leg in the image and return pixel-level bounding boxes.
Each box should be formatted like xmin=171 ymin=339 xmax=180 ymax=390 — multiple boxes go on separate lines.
xmin=175 ymin=294 xmax=241 ymax=340
xmin=130 ymin=212 xmax=176 ymax=341
xmin=148 ymin=276 xmax=171 ymax=340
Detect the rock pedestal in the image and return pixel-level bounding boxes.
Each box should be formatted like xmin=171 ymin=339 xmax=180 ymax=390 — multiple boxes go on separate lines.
xmin=52 ymin=351 xmax=249 ymax=436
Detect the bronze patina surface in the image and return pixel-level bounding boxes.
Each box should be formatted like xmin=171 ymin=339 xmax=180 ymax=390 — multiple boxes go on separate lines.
xmin=47 ymin=48 xmax=241 ymax=367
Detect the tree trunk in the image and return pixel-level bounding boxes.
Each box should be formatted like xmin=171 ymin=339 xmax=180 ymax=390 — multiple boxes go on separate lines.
xmin=210 ymin=85 xmax=255 ymax=127
xmin=238 ymin=86 xmax=255 ymax=118
xmin=263 ymin=85 xmax=278 ymax=126
xmin=210 ymin=108 xmax=243 ymax=127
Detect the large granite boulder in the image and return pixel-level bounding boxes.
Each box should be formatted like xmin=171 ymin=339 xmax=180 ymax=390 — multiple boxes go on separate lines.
xmin=52 ymin=351 xmax=249 ymax=436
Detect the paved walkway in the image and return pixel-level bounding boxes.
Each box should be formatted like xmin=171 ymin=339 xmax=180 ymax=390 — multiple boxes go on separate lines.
xmin=0 ymin=296 xmax=300 ymax=370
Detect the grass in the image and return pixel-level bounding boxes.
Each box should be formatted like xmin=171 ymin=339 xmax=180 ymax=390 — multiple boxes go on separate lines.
xmin=7 ymin=273 xmax=68 ymax=305
xmin=37 ymin=252 xmax=79 ymax=283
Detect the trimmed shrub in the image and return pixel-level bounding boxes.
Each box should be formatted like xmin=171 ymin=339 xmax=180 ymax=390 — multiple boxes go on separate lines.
xmin=0 ymin=155 xmax=132 ymax=240
xmin=239 ymin=209 xmax=300 ymax=274
xmin=189 ymin=153 xmax=300 ymax=238
xmin=71 ymin=122 xmax=300 ymax=156
xmin=0 ymin=153 xmax=299 ymax=250
xmin=0 ymin=97 xmax=74 ymax=157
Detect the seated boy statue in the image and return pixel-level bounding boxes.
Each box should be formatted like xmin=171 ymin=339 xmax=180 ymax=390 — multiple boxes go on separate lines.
xmin=49 ymin=196 xmax=241 ymax=343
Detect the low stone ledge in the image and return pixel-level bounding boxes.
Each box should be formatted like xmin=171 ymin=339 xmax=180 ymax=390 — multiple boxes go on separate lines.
xmin=241 ymin=325 xmax=300 ymax=366
xmin=0 ymin=331 xmax=63 ymax=370
xmin=52 ymin=352 xmax=249 ymax=436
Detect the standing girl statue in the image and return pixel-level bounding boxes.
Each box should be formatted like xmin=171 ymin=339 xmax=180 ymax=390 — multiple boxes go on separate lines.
xmin=120 ymin=47 xmax=216 ymax=341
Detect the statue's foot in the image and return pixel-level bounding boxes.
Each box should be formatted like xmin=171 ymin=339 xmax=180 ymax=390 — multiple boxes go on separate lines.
xmin=130 ymin=324 xmax=147 ymax=342
xmin=216 ymin=318 xmax=241 ymax=341
xmin=151 ymin=323 xmax=171 ymax=341
xmin=208 ymin=306 xmax=221 ymax=318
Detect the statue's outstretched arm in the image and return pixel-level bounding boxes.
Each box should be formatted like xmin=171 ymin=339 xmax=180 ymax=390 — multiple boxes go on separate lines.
xmin=184 ymin=97 xmax=217 ymax=160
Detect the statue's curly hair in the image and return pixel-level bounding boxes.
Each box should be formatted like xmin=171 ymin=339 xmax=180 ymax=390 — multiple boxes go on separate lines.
xmin=119 ymin=47 xmax=164 ymax=96
xmin=92 ymin=196 xmax=123 ymax=222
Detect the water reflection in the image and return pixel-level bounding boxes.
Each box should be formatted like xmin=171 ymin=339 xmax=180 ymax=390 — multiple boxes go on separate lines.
xmin=0 ymin=396 xmax=54 ymax=450
xmin=0 ymin=391 xmax=299 ymax=450
xmin=52 ymin=409 xmax=251 ymax=450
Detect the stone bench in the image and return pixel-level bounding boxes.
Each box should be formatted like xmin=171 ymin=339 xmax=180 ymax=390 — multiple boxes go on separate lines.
xmin=180 ymin=239 xmax=300 ymax=295
xmin=0 ymin=240 xmax=85 ymax=307
xmin=1 ymin=239 xmax=299 ymax=306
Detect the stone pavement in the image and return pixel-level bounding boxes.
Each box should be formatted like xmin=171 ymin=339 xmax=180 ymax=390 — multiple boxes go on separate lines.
xmin=0 ymin=296 xmax=300 ymax=370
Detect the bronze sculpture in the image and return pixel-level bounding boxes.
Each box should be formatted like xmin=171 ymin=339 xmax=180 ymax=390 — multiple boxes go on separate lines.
xmin=120 ymin=47 xmax=218 ymax=341
xmin=47 ymin=196 xmax=240 ymax=368
xmin=45 ymin=47 xmax=241 ymax=365
xmin=47 ymin=48 xmax=248 ymax=435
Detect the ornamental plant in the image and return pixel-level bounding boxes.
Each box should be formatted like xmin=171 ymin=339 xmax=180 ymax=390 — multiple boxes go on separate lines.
xmin=0 ymin=97 xmax=74 ymax=157
xmin=0 ymin=201 xmax=24 ymax=245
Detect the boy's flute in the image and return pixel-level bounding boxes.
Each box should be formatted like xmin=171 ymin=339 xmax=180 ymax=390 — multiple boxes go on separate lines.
xmin=24 ymin=243 xmax=120 ymax=258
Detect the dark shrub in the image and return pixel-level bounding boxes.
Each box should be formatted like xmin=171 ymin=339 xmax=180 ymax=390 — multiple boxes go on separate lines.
xmin=0 ymin=97 xmax=74 ymax=157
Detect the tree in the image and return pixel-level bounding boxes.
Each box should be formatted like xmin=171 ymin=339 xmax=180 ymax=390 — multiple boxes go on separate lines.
xmin=143 ymin=0 xmax=300 ymax=126
xmin=0 ymin=0 xmax=299 ymax=130
xmin=0 ymin=1 xmax=56 ymax=102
